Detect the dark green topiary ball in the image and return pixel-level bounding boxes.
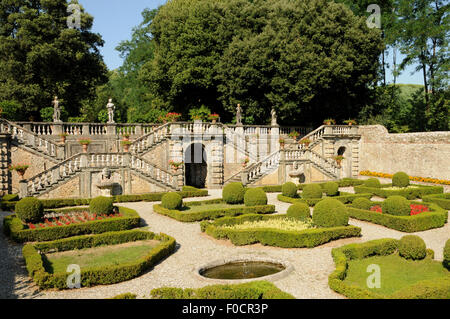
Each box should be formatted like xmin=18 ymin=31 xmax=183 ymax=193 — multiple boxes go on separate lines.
xmin=282 ymin=182 xmax=298 ymax=198
xmin=89 ymin=196 xmax=114 ymax=214
xmin=15 ymin=197 xmax=44 ymax=223
xmin=161 ymin=192 xmax=183 ymax=209
xmin=244 ymin=188 xmax=268 ymax=206
xmin=381 ymin=196 xmax=410 ymax=216
xmin=323 ymin=181 xmax=339 ymax=196
xmin=352 ymin=198 xmax=373 ymax=210
xmin=398 ymin=235 xmax=427 ymax=260
xmin=302 ymin=184 xmax=323 ymax=199
xmin=392 ymin=172 xmax=410 ymax=188
xmin=364 ymin=178 xmax=381 ymax=188
xmin=287 ymin=202 xmax=311 ymax=221
xmin=222 ymin=182 xmax=245 ymax=204
xmin=312 ymin=198 xmax=349 ymax=227
xmin=444 ymin=239 xmax=450 ymax=270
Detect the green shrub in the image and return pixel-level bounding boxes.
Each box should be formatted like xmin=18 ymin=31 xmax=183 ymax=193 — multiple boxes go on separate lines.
xmin=354 ymin=184 xmax=443 ymax=200
xmin=313 ymin=198 xmax=348 ymax=227
xmin=182 ymin=186 xmax=199 ymax=192
xmin=281 ymin=182 xmax=298 ymax=197
xmin=15 ymin=197 xmax=44 ymax=223
xmin=222 ymin=182 xmax=245 ymax=204
xmin=352 ymin=198 xmax=373 ymax=210
xmin=381 ymin=196 xmax=410 ymax=216
xmin=287 ymin=203 xmax=310 ymax=221
xmin=161 ymin=192 xmax=183 ymax=210
xmin=444 ymin=239 xmax=450 ymax=270
xmin=244 ymin=188 xmax=268 ymax=207
xmin=392 ymin=172 xmax=410 ymax=188
xmin=398 ymin=235 xmax=426 ymax=260
xmin=2 ymin=194 xmax=19 ymax=202
xmin=89 ymin=196 xmax=114 ymax=215
xmin=302 ymin=184 xmax=323 ymax=199
xmin=109 ymin=293 xmax=137 ymax=299
xmin=364 ymin=178 xmax=381 ymax=188
xmin=323 ymin=182 xmax=339 ymax=196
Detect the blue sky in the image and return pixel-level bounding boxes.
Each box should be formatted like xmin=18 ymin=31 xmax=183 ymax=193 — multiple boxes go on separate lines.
xmin=79 ymin=0 xmax=423 ymax=85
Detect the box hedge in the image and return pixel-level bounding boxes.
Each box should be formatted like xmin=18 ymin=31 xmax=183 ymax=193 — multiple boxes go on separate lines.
xmin=161 ymin=192 xmax=183 ymax=209
xmin=222 ymin=182 xmax=245 ymax=204
xmin=15 ymin=197 xmax=44 ymax=223
xmin=329 ymin=238 xmax=450 ymax=299
xmin=354 ymin=184 xmax=443 ymax=199
xmin=398 ymin=235 xmax=426 ymax=260
xmin=277 ymin=192 xmax=372 ymax=206
xmin=150 ymin=281 xmax=295 ymax=299
xmin=200 ymin=214 xmax=361 ymax=248
xmin=22 ymin=229 xmax=176 ymax=289
xmin=346 ymin=201 xmax=447 ymax=232
xmin=244 ymin=188 xmax=268 ymax=206
xmin=444 ymin=239 xmax=450 ymax=270
xmin=313 ymin=198 xmax=349 ymax=228
xmin=422 ymin=193 xmax=450 ymax=210
xmin=3 ymin=206 xmax=141 ymax=243
xmin=153 ymin=199 xmax=275 ymax=222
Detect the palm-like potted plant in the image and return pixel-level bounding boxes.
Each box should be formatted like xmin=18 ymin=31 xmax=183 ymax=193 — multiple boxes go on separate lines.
xmin=288 ymin=131 xmax=300 ymax=141
xmin=279 ymin=138 xmax=285 ymax=149
xmin=122 ymin=133 xmax=131 ymax=141
xmin=58 ymin=132 xmax=69 ymax=143
xmin=333 ymin=155 xmax=345 ymax=167
xmin=343 ymin=119 xmax=357 ymax=126
xmin=299 ymin=138 xmax=311 ymax=147
xmin=323 ymin=118 xmax=336 ymax=125
xmin=78 ymin=139 xmax=91 ymax=153
xmin=9 ymin=164 xmax=29 ymax=180
xmin=121 ymin=140 xmax=132 ymax=152
xmin=242 ymin=157 xmax=250 ymax=168
xmin=208 ymin=113 xmax=220 ymax=124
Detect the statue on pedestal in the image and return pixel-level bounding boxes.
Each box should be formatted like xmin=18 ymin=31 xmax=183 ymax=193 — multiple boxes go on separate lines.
xmin=52 ymin=96 xmax=62 ymax=123
xmin=106 ymin=98 xmax=115 ymax=124
xmin=271 ymin=109 xmax=278 ymax=126
xmin=236 ymin=104 xmax=243 ymax=125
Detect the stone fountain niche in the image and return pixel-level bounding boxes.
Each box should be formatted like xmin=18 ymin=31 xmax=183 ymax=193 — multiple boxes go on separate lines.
xmin=94 ymin=168 xmax=122 ymax=197
xmin=288 ymin=161 xmax=305 ymax=184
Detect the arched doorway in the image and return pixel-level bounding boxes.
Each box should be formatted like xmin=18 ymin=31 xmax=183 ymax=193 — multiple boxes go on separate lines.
xmin=185 ymin=143 xmax=207 ymax=188
xmin=337 ymin=146 xmax=350 ymax=178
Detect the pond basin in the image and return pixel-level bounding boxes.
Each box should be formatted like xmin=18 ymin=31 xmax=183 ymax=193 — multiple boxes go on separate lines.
xmin=199 ymin=261 xmax=286 ymax=280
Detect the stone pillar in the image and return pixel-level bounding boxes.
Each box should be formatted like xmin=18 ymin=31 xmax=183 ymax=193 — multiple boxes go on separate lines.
xmin=271 ymin=125 xmax=280 ymax=154
xmin=324 ymin=126 xmax=333 ymax=135
xmin=80 ymin=153 xmax=88 ymax=168
xmin=52 ymin=123 xmax=63 ymax=136
xmin=240 ymin=170 xmax=248 ymax=186
xmin=279 ymin=148 xmax=286 ymax=184
xmin=209 ymin=136 xmax=224 ymax=189
xmin=57 ymin=144 xmax=65 ymax=160
xmin=19 ymin=180 xmax=28 ymax=198
xmin=106 ymin=123 xmax=116 ymax=136
xmin=82 ymin=123 xmax=90 ymax=136
xmin=135 ymin=124 xmax=143 ymax=136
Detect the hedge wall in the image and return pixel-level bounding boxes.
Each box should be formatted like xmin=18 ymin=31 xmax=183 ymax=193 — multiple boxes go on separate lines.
xmin=3 ymin=206 xmax=140 ymax=243
xmin=422 ymin=193 xmax=450 ymax=210
xmin=153 ymin=199 xmax=275 ymax=222
xmin=347 ymin=202 xmax=448 ymax=232
xmin=277 ymin=192 xmax=372 ymax=206
xmin=150 ymin=281 xmax=295 ymax=299
xmin=353 ymin=184 xmax=443 ymax=199
xmin=328 ymin=238 xmax=450 ymax=299
xmin=200 ymin=214 xmax=361 ymax=248
xmin=23 ymin=229 xmax=176 ymax=290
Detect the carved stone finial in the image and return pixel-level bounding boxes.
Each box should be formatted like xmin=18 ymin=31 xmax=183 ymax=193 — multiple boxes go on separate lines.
xmin=236 ymin=104 xmax=243 ymax=125
xmin=52 ymin=96 xmax=62 ymax=123
xmin=106 ymin=98 xmax=115 ymax=124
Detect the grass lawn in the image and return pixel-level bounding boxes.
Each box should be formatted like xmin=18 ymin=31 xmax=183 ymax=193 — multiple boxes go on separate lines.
xmin=343 ymin=254 xmax=449 ymax=296
xmin=181 ymin=203 xmax=245 ymax=212
xmin=43 ymin=240 xmax=160 ymax=274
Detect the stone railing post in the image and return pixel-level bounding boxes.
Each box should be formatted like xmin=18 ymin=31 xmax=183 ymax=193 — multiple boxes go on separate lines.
xmin=135 ymin=124 xmax=143 ymax=136
xmin=57 ymin=144 xmax=65 ymax=160
xmin=82 ymin=123 xmax=90 ymax=136
xmin=279 ymin=148 xmax=286 ymax=184
xmin=106 ymin=123 xmax=116 ymax=136
xmin=271 ymin=125 xmax=280 ymax=152
xmin=240 ymin=170 xmax=248 ymax=186
xmin=80 ymin=153 xmax=89 ymax=168
xmin=324 ymin=125 xmax=333 ymax=135
xmin=19 ymin=180 xmax=28 ymax=198
xmin=52 ymin=123 xmax=63 ymax=136
xmin=122 ymin=152 xmax=131 ymax=166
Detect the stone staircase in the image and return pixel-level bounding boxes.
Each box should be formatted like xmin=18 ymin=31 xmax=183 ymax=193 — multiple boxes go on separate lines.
xmin=130 ymin=123 xmax=171 ymax=155
xmin=23 ymin=153 xmax=178 ymax=197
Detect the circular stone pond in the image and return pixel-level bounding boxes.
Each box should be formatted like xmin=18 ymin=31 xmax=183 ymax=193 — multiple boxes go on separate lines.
xmin=195 ymin=257 xmax=293 ymax=283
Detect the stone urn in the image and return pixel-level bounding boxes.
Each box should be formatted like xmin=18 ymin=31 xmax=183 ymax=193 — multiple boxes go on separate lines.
xmin=82 ymin=144 xmax=88 ymax=153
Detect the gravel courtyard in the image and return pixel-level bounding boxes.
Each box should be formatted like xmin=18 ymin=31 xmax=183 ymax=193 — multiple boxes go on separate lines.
xmin=1 ymin=185 xmax=448 ymax=299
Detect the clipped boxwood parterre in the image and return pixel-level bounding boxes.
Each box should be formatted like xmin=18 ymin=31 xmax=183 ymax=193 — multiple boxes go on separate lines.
xmin=277 ymin=192 xmax=372 ymax=206
xmin=153 ymin=199 xmax=275 ymax=222
xmin=3 ymin=206 xmax=140 ymax=243
xmin=328 ymin=238 xmax=450 ymax=299
xmin=200 ymin=214 xmax=361 ymax=248
xmin=346 ymin=201 xmax=448 ymax=232
xmin=353 ymin=184 xmax=443 ymax=199
xmin=422 ymin=193 xmax=450 ymax=210
xmin=23 ymin=229 xmax=176 ymax=290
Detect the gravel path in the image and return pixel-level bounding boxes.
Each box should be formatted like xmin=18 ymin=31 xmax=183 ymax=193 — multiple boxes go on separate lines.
xmin=1 ymin=186 xmax=448 ymax=299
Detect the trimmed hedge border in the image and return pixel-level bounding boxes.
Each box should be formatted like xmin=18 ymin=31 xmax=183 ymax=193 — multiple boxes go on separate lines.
xmin=200 ymin=214 xmax=361 ymax=248
xmin=153 ymin=199 xmax=275 ymax=222
xmin=23 ymin=229 xmax=176 ymax=290
xmin=353 ymin=184 xmax=443 ymax=199
xmin=422 ymin=193 xmax=450 ymax=210
xmin=3 ymin=206 xmax=140 ymax=243
xmin=347 ymin=201 xmax=448 ymax=232
xmin=0 ymin=189 xmax=208 ymax=211
xmin=277 ymin=192 xmax=372 ymax=206
xmin=150 ymin=281 xmax=295 ymax=299
xmin=329 ymin=238 xmax=450 ymax=299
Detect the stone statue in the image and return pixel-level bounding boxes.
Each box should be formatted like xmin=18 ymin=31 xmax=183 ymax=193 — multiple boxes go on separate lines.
xmin=236 ymin=104 xmax=243 ymax=125
xmin=101 ymin=168 xmax=112 ymax=181
xmin=106 ymin=98 xmax=115 ymax=124
xmin=271 ymin=109 xmax=278 ymax=126
xmin=52 ymin=96 xmax=62 ymax=123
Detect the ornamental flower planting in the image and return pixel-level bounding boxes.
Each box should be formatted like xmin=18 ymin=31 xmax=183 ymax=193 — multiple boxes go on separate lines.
xmin=370 ymin=204 xmax=429 ymax=216
xmin=26 ymin=211 xmax=122 ymax=229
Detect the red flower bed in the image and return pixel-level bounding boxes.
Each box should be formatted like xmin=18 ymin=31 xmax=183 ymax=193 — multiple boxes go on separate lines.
xmin=27 ymin=211 xmax=122 ymax=229
xmin=369 ymin=204 xmax=429 ymax=216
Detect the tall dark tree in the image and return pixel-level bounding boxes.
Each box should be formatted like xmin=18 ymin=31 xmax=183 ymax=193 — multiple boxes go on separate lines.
xmin=0 ymin=0 xmax=107 ymax=120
